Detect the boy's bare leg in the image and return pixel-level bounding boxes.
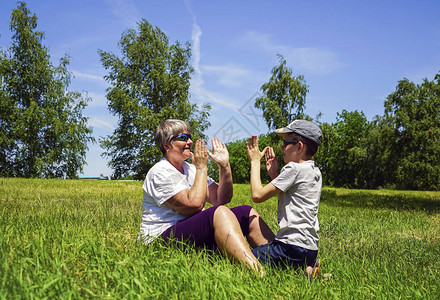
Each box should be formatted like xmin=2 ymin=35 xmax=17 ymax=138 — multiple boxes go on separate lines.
xmin=246 ymin=208 xmax=276 ymax=248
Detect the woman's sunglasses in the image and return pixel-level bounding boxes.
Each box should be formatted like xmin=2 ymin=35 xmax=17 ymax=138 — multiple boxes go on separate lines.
xmin=172 ymin=133 xmax=192 ymax=142
xmin=283 ymin=140 xmax=299 ymax=147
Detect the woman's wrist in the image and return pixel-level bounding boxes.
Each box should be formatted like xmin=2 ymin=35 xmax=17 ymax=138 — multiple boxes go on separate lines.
xmin=216 ymin=161 xmax=231 ymax=170
xmin=195 ymin=165 xmax=208 ymax=172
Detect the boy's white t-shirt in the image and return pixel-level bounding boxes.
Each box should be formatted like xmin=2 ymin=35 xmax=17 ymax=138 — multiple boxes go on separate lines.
xmin=139 ymin=158 xmax=214 ymax=244
xmin=271 ymin=160 xmax=322 ymax=250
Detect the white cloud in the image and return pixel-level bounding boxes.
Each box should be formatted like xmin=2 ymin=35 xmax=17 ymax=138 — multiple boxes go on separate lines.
xmin=87 ymin=116 xmax=116 ymax=132
xmin=104 ymin=0 xmax=140 ymax=28
xmin=201 ymin=64 xmax=253 ymax=88
xmin=192 ymin=23 xmax=202 ymax=75
xmin=287 ymin=47 xmax=344 ymax=75
xmin=189 ymin=83 xmax=239 ymax=111
xmin=185 ymin=3 xmax=241 ymax=111
xmin=242 ymin=32 xmax=274 ymax=50
xmin=85 ymin=92 xmax=108 ymax=108
xmin=72 ymin=70 xmax=105 ymax=83
xmin=242 ymin=31 xmax=346 ymax=75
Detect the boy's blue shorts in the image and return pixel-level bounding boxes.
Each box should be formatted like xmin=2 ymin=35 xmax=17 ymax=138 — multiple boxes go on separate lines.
xmin=252 ymin=239 xmax=318 ymax=269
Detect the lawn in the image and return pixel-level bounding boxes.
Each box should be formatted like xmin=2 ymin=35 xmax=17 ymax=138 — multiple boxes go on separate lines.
xmin=1 ymin=178 xmax=439 ymax=299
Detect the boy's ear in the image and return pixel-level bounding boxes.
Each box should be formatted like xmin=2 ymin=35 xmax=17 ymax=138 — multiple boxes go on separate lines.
xmin=298 ymin=141 xmax=305 ymax=153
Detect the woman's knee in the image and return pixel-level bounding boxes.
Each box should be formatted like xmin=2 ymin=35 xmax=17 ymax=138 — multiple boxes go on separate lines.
xmin=249 ymin=207 xmax=260 ymax=217
xmin=213 ymin=205 xmax=244 ymax=231
xmin=213 ymin=205 xmax=233 ymax=219
xmin=248 ymin=207 xmax=263 ymax=226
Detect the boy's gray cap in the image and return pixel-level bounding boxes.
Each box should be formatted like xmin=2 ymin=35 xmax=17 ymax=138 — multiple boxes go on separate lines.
xmin=274 ymin=120 xmax=322 ymax=144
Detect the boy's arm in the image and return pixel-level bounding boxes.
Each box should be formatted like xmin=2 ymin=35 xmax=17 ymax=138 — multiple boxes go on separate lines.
xmin=246 ymin=136 xmax=281 ymax=203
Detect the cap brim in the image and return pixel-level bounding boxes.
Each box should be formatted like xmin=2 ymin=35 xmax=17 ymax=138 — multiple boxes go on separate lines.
xmin=274 ymin=128 xmax=292 ymax=136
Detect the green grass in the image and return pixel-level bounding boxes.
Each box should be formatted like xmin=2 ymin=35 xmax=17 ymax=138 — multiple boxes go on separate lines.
xmin=1 ymin=178 xmax=439 ymax=299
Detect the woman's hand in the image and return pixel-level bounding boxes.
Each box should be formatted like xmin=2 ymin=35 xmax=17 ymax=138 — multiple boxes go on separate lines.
xmin=167 ymin=139 xmax=208 ymax=216
xmin=191 ymin=139 xmax=208 ymax=170
xmin=207 ymin=137 xmax=229 ymax=168
xmin=246 ymin=135 xmax=267 ymax=162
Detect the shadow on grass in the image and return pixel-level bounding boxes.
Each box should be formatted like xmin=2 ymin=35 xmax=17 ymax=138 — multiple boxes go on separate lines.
xmin=321 ymin=189 xmax=440 ymax=213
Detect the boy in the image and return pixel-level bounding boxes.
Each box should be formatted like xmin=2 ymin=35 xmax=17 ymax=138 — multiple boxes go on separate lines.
xmin=246 ymin=119 xmax=322 ymax=279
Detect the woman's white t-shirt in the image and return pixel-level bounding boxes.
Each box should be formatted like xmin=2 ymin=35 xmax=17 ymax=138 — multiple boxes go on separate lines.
xmin=139 ymin=158 xmax=214 ymax=243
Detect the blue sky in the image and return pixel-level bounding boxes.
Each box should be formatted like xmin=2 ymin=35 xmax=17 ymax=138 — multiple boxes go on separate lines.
xmin=1 ymin=0 xmax=440 ymax=177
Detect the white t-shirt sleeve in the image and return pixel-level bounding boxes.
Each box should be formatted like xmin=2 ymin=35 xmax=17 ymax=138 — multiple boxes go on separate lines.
xmin=271 ymin=162 xmax=298 ymax=192
xmin=145 ymin=169 xmax=189 ymax=206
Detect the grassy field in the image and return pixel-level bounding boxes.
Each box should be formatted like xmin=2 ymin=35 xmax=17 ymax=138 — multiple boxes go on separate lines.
xmin=1 ymin=178 xmax=439 ymax=299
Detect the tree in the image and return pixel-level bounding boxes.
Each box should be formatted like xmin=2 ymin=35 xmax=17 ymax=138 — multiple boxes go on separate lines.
xmin=216 ymin=133 xmax=283 ymax=184
xmin=314 ymin=111 xmax=370 ymax=188
xmin=313 ymin=121 xmax=337 ymax=186
xmin=361 ymin=114 xmax=396 ymax=189
xmin=383 ymin=73 xmax=440 ymax=190
xmin=0 ymin=2 xmax=93 ymax=178
xmin=99 ymin=19 xmax=210 ymax=179
xmin=255 ymin=55 xmax=308 ymax=130
xmin=332 ymin=110 xmax=371 ymax=188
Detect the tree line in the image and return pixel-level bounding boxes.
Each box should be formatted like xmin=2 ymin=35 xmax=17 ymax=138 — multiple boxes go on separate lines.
xmin=1 ymin=2 xmax=439 ymax=190
xmin=210 ymin=56 xmax=440 ymax=191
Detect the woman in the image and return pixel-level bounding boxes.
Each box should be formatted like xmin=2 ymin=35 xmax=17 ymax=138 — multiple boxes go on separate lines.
xmin=139 ymin=119 xmax=274 ymax=275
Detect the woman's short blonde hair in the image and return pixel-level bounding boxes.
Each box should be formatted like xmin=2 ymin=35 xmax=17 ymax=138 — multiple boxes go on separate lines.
xmin=155 ymin=119 xmax=191 ymax=155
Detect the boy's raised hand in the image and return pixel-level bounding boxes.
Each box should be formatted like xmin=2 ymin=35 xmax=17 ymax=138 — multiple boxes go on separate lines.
xmin=246 ymin=135 xmax=267 ymax=162
xmin=265 ymin=146 xmax=279 ymax=179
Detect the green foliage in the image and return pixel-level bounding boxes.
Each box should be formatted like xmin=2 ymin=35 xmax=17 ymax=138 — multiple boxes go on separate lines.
xmin=216 ymin=133 xmax=282 ymax=184
xmin=1 ymin=179 xmax=439 ymax=298
xmin=313 ymin=121 xmax=336 ymax=185
xmin=361 ymin=115 xmax=397 ymax=189
xmin=255 ymin=55 xmax=308 ymax=130
xmin=315 ymin=70 xmax=440 ymax=191
xmin=315 ymin=110 xmax=371 ymax=188
xmin=0 ymin=2 xmax=93 ymax=178
xmin=99 ymin=19 xmax=210 ymax=180
xmin=383 ymin=74 xmax=440 ymax=190
xmin=254 ymin=56 xmax=440 ymax=191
